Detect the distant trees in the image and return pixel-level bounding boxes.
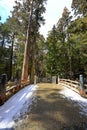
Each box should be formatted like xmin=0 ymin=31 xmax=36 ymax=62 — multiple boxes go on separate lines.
xmin=46 ymin=7 xmax=72 ymax=78
xmin=46 ymin=25 xmax=60 ymax=76
xmin=70 ymin=0 xmax=87 ymax=77
xmin=46 ymin=4 xmax=87 ymax=79
xmin=0 ymin=22 xmax=13 ymax=80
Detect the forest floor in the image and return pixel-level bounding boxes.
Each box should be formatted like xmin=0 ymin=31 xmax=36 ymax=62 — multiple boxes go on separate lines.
xmin=15 ymin=83 xmax=87 ymax=130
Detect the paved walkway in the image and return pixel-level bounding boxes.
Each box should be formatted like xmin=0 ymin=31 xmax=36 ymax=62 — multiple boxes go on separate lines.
xmin=15 ymin=83 xmax=87 ymax=130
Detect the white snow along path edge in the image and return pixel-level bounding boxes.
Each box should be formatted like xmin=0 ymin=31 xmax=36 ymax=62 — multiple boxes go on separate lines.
xmin=0 ymin=84 xmax=38 ymax=129
xmin=59 ymin=85 xmax=87 ymax=116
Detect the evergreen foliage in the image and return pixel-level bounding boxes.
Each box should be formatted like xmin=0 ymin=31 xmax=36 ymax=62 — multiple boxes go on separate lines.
xmin=0 ymin=0 xmax=87 ymax=81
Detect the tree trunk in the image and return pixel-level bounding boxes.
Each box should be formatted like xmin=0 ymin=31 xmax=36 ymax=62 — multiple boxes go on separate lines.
xmin=30 ymin=59 xmax=35 ymax=83
xmin=21 ymin=0 xmax=33 ymax=81
xmin=9 ymin=34 xmax=14 ymax=80
xmin=30 ymin=33 xmax=37 ymax=83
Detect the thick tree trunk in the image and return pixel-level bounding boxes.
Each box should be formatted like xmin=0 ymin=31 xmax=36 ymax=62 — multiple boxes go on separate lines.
xmin=30 ymin=40 xmax=36 ymax=83
xmin=21 ymin=0 xmax=33 ymax=81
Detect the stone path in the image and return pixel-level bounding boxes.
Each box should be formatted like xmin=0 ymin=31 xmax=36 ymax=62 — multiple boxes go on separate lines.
xmin=15 ymin=83 xmax=87 ymax=130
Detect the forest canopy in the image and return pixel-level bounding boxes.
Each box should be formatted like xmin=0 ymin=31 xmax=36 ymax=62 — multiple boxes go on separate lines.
xmin=0 ymin=0 xmax=87 ymax=82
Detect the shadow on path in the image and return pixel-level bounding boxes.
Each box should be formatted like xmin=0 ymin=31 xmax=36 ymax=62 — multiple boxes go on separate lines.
xmin=15 ymin=83 xmax=87 ymax=130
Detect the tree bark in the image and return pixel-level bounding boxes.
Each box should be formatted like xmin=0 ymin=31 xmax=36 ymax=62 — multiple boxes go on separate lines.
xmin=30 ymin=36 xmax=36 ymax=83
xmin=21 ymin=0 xmax=33 ymax=81
xmin=9 ymin=34 xmax=14 ymax=80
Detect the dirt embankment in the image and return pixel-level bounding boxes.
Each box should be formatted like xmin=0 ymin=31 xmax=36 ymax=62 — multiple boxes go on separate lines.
xmin=15 ymin=83 xmax=87 ymax=130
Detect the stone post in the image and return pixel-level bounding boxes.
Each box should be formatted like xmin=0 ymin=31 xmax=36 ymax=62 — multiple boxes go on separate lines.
xmin=52 ymin=76 xmax=56 ymax=84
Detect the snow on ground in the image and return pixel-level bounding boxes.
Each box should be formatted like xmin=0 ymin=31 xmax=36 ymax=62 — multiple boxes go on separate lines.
xmin=0 ymin=84 xmax=37 ymax=129
xmin=59 ymin=85 xmax=87 ymax=116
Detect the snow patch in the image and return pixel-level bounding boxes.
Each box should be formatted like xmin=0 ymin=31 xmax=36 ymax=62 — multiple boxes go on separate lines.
xmin=0 ymin=84 xmax=38 ymax=129
xmin=59 ymin=86 xmax=87 ymax=116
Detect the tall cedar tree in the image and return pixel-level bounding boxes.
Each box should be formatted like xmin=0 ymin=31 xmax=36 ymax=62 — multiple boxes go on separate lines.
xmin=21 ymin=0 xmax=47 ymax=81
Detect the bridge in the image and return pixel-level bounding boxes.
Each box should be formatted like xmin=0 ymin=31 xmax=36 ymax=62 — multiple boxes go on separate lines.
xmin=0 ymin=78 xmax=87 ymax=129
xmin=0 ymin=76 xmax=87 ymax=105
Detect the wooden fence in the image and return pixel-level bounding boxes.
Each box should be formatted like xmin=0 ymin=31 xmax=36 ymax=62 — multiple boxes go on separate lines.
xmin=59 ymin=79 xmax=87 ymax=98
xmin=0 ymin=80 xmax=30 ymax=104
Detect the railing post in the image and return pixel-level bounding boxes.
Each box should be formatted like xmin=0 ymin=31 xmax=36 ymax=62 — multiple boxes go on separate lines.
xmin=0 ymin=74 xmax=7 ymax=103
xmin=34 ymin=75 xmax=37 ymax=84
xmin=52 ymin=76 xmax=56 ymax=84
xmin=79 ymin=74 xmax=84 ymax=89
xmin=57 ymin=75 xmax=60 ymax=84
